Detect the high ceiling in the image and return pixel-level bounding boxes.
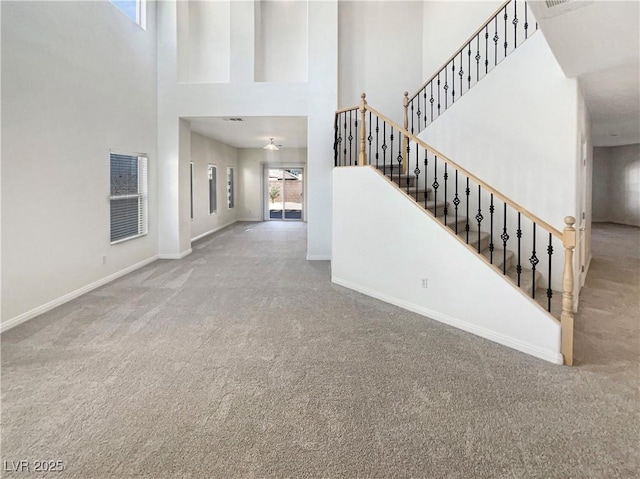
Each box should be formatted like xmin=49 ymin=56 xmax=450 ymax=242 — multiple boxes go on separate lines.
xmin=529 ymin=0 xmax=640 ymax=147
xmin=186 ymin=116 xmax=308 ymax=149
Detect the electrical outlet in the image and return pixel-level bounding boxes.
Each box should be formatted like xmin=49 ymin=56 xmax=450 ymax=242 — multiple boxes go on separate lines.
xmin=421 ymin=278 xmax=428 ymax=288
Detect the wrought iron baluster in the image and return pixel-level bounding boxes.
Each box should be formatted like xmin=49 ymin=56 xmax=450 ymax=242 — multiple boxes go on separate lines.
xmin=524 ymin=1 xmax=529 ymax=38
xmin=517 ymin=213 xmax=522 ymax=286
xmin=431 ymin=82 xmax=435 ymax=122
xmin=375 ymin=116 xmax=380 ymax=169
xmin=437 ymin=74 xmax=441 ymax=117
xmin=476 ymin=36 xmax=481 ymax=85
xmin=467 ymin=42 xmax=471 ymax=90
xmin=443 ymin=163 xmax=449 ymax=225
xmin=343 ymin=113 xmax=347 ymax=165
xmin=465 ymin=177 xmax=470 ymax=243
xmin=485 ymin=25 xmax=489 ymax=74
xmin=476 ymin=185 xmax=483 ymax=253
xmin=444 ymin=66 xmax=448 ymax=110
xmin=501 ymin=203 xmax=509 ymax=274
xmin=458 ymin=51 xmax=463 ymax=99
xmin=489 ymin=194 xmax=495 ymax=263
xmin=367 ymin=112 xmax=373 ymax=165
xmin=424 ymin=89 xmax=428 ymax=129
xmin=432 ymin=156 xmax=439 ymax=217
xmin=389 ymin=126 xmax=394 ymax=183
xmin=410 ymin=100 xmax=414 ymax=135
xmin=416 ymin=95 xmax=421 ymax=134
xmin=513 ymin=0 xmax=519 ymax=47
xmin=454 ymin=170 xmax=460 ymax=234
xmin=547 ymin=233 xmax=553 ymax=312
xmin=414 ymin=142 xmax=420 ymax=201
xmin=530 ymin=222 xmax=539 ymax=298
xmin=333 ymin=114 xmax=338 ymax=167
xmin=504 ymin=7 xmax=508 ymax=58
xmin=452 ymin=57 xmax=456 ymax=103
xmin=348 ymin=110 xmax=353 ymax=166
xmin=424 ymin=149 xmax=429 ymax=209
xmin=354 ymin=113 xmax=358 ymax=166
xmin=494 ymin=17 xmax=499 ymax=66
xmin=397 ymin=132 xmax=405 ymax=189
xmin=382 ymin=122 xmax=387 ymax=173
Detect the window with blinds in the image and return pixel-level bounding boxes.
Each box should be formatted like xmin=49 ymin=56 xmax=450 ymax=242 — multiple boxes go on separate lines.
xmin=110 ymin=152 xmax=148 ymax=244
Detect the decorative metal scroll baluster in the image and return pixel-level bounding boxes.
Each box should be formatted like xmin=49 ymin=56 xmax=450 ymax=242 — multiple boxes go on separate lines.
xmin=414 ymin=143 xmax=420 ymax=202
xmin=424 ymin=150 xmax=429 ymax=209
xmin=547 ymin=233 xmax=553 ymax=312
xmin=525 ymin=1 xmax=529 ymax=38
xmin=430 ymin=83 xmax=434 ymax=124
xmin=517 ymin=213 xmax=522 ymax=286
xmin=467 ymin=43 xmax=471 ymax=90
xmin=457 ymin=52 xmax=463 ymax=100
xmin=397 ymin=132 xmax=405 ymax=188
xmin=451 ymin=59 xmax=456 ymax=103
xmin=432 ymin=156 xmax=439 ymax=217
xmin=453 ymin=171 xmax=460 ymax=234
xmin=513 ymin=0 xmax=518 ymax=47
xmin=416 ymin=96 xmax=421 ymax=132
xmin=494 ymin=17 xmax=499 ymax=66
xmin=530 ymin=223 xmax=539 ymax=298
xmin=354 ymin=114 xmax=359 ymax=166
xmin=367 ymin=112 xmax=373 ymax=164
xmin=343 ymin=113 xmax=347 ymax=165
xmin=503 ymin=7 xmax=508 ymax=57
xmin=410 ymin=101 xmax=414 ymax=135
xmin=382 ymin=123 xmax=388 ymax=175
xmin=437 ymin=74 xmax=441 ymax=117
xmin=476 ymin=36 xmax=481 ymax=84
xmin=465 ymin=177 xmax=470 ymax=243
xmin=389 ymin=126 xmax=394 ymax=183
xmin=375 ymin=116 xmax=380 ymax=168
xmin=485 ymin=25 xmax=489 ymax=74
xmin=444 ymin=67 xmax=448 ymax=109
xmin=501 ymin=203 xmax=509 ymax=274
xmin=348 ymin=110 xmax=353 ymax=166
xmin=443 ymin=164 xmax=449 ymax=225
xmin=333 ymin=115 xmax=338 ymax=166
xmin=489 ymin=194 xmax=495 ymax=263
xmin=476 ymin=185 xmax=483 ymax=253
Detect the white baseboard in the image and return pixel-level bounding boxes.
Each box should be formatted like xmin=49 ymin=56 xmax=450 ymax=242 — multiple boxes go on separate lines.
xmin=158 ymin=248 xmax=192 ymax=260
xmin=191 ymin=221 xmax=238 ymax=243
xmin=1 ymin=255 xmax=159 ymax=333
xmin=332 ymin=276 xmax=564 ymax=365
xmin=307 ymin=255 xmax=331 ymax=260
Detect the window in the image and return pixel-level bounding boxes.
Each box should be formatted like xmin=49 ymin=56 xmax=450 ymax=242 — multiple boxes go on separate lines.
xmin=227 ymin=167 xmax=234 ymax=209
xmin=110 ymin=152 xmax=148 ymax=244
xmin=190 ymin=162 xmax=194 ymax=220
xmin=208 ymin=165 xmax=217 ymax=215
xmin=110 ymin=0 xmax=146 ymax=29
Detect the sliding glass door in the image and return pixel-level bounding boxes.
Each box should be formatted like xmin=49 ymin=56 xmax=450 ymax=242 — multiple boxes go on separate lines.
xmin=267 ymin=168 xmax=303 ymax=220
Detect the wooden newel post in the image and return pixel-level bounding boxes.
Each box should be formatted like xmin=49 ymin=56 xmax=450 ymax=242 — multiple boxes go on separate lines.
xmin=402 ymin=91 xmax=409 ymax=175
xmin=561 ymin=216 xmax=576 ymax=366
xmin=358 ymin=93 xmax=367 ymax=166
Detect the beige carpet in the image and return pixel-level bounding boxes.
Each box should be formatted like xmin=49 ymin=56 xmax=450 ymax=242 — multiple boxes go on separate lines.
xmin=1 ymin=221 xmax=638 ymax=478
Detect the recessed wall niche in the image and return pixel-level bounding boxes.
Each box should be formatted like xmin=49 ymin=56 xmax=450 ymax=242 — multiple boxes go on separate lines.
xmin=254 ymin=0 xmax=308 ymax=83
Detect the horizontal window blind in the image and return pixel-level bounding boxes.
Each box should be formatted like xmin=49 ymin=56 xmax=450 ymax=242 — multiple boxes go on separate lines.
xmin=110 ymin=153 xmax=148 ymax=243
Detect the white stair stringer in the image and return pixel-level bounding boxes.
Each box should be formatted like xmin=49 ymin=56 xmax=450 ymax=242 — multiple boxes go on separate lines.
xmin=332 ymin=166 xmax=562 ymax=364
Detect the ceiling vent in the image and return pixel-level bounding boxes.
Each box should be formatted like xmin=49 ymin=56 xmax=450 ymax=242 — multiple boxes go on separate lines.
xmin=223 ymin=117 xmax=244 ymax=122
xmin=537 ymin=0 xmax=592 ymax=19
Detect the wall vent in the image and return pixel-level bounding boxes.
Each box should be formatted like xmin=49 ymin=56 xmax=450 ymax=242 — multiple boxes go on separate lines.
xmin=223 ymin=117 xmax=244 ymax=122
xmin=537 ymin=0 xmax=592 ymax=19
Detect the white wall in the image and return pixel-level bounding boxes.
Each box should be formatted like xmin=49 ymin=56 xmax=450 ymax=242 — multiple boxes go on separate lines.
xmin=190 ymin=133 xmax=239 ymax=240
xmin=237 ymin=148 xmax=307 ymax=221
xmin=177 ymin=0 xmax=231 ymax=83
xmin=422 ymin=0 xmax=503 ymax=82
xmin=339 ymin=1 xmax=423 ymax=124
xmin=333 ymin=167 xmax=562 ymax=364
xmin=419 ymin=34 xmax=579 ymax=291
xmin=592 ymin=144 xmax=640 ymax=226
xmin=255 ymin=0 xmax=308 ymax=83
xmin=1 ymin=1 xmax=158 ymax=327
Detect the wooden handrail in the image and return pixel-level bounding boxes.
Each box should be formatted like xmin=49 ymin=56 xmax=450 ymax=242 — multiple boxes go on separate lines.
xmin=361 ymin=103 xmax=562 ymax=238
xmin=336 ymin=105 xmax=359 ymax=114
xmin=408 ymin=0 xmax=511 ymax=103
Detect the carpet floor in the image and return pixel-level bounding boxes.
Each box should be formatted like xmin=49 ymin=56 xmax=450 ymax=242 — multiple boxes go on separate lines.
xmin=1 ymin=221 xmax=638 ymax=478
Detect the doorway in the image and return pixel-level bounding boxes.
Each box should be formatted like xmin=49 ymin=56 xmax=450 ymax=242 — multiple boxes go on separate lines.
xmin=266 ymin=168 xmax=304 ymax=220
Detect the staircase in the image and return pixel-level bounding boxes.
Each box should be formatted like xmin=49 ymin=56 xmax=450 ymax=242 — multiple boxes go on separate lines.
xmin=332 ymin=0 xmax=576 ymax=365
